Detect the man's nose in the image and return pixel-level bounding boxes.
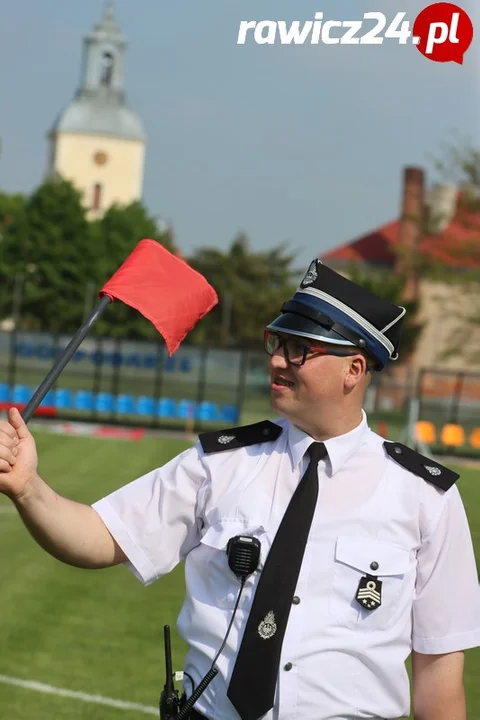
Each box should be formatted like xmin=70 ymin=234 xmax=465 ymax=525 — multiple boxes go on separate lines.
xmin=269 ymin=346 xmax=289 ymax=369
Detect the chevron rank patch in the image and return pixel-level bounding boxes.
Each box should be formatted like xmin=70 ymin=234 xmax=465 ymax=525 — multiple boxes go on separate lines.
xmin=355 ymin=575 xmax=382 ymax=611
xmin=199 ymin=420 xmax=282 ymax=453
xmin=383 ymin=441 xmax=459 ymax=491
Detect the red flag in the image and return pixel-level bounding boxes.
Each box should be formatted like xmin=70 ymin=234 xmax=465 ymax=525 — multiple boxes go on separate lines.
xmin=99 ymin=239 xmax=218 ymax=355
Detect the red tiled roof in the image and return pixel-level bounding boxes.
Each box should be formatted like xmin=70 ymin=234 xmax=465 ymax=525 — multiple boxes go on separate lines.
xmin=321 ymin=203 xmax=480 ymax=269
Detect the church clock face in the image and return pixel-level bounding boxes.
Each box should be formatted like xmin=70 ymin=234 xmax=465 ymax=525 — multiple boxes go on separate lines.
xmin=93 ymin=151 xmax=108 ymax=165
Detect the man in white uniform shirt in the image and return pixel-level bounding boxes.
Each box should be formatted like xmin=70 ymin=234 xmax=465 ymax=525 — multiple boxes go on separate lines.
xmin=0 ymin=259 xmax=479 ymax=720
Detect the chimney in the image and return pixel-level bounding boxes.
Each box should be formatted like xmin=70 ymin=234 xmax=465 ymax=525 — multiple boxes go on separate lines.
xmin=424 ymin=182 xmax=458 ymax=234
xmin=396 ymin=166 xmax=425 ymax=301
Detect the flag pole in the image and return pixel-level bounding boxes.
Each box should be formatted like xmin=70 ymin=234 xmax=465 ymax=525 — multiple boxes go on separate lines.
xmin=21 ymin=295 xmax=112 ymax=424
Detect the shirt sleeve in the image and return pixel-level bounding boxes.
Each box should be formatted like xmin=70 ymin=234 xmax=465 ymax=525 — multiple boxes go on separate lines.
xmin=412 ymin=483 xmax=480 ymax=654
xmin=91 ymin=443 xmax=207 ymax=586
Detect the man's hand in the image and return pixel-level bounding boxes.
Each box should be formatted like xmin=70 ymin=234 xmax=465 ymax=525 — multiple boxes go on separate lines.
xmin=412 ymin=650 xmax=466 ymax=720
xmin=0 ymin=407 xmax=127 ymax=569
xmin=0 ymin=408 xmax=38 ymax=501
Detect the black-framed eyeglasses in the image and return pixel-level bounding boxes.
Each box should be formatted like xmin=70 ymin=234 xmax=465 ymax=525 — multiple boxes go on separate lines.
xmin=264 ymin=330 xmax=358 ymax=367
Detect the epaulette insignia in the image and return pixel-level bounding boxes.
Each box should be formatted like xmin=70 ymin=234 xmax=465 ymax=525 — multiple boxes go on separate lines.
xmin=383 ymin=441 xmax=459 ymax=491
xmin=199 ymin=420 xmax=282 ymax=453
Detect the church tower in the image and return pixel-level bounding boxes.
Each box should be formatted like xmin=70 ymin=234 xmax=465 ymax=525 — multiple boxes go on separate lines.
xmin=47 ymin=1 xmax=146 ymax=219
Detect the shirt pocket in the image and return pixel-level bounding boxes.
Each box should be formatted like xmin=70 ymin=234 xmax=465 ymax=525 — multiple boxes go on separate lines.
xmin=199 ymin=519 xmax=270 ymax=610
xmin=329 ymin=535 xmax=414 ymax=631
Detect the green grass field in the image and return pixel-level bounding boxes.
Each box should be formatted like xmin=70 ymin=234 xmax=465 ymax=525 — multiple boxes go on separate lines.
xmin=0 ymin=431 xmax=478 ymax=719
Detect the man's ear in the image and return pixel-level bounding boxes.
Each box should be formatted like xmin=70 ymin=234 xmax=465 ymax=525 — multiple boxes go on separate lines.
xmin=344 ymin=354 xmax=368 ymax=389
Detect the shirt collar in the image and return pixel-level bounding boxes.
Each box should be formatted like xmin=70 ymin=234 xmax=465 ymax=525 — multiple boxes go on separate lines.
xmin=287 ymin=409 xmax=369 ymax=476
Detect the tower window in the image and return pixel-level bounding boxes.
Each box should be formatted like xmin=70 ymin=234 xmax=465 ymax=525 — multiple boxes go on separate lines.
xmin=100 ymin=51 xmax=114 ymax=86
xmin=92 ymin=183 xmax=102 ymax=211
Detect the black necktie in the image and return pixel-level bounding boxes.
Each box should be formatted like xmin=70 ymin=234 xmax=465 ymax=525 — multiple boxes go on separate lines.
xmin=227 ymin=441 xmax=327 ymax=720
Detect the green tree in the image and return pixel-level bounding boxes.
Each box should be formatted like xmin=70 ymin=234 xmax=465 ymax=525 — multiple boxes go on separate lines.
xmin=187 ymin=233 xmax=302 ymax=349
xmin=19 ymin=177 xmax=95 ymax=332
xmin=0 ymin=191 xmax=29 ymax=322
xmin=345 ymin=264 xmax=423 ymax=361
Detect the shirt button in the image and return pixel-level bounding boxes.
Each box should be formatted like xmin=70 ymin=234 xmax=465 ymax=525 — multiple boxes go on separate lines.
xmin=370 ymin=561 xmax=379 ymax=571
xmin=284 ymin=662 xmax=293 ymax=671
xmin=292 ymin=596 xmax=301 ymax=605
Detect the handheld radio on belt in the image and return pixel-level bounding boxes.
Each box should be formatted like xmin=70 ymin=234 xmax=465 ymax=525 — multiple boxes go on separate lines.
xmin=159 ymin=534 xmax=261 ymax=719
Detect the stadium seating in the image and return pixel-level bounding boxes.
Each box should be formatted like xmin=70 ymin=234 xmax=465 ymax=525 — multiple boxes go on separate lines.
xmin=157 ymin=397 xmax=176 ymax=418
xmin=0 ymin=382 xmax=240 ymax=425
xmin=440 ymin=423 xmax=465 ymax=447
xmin=219 ymin=404 xmax=240 ymax=423
xmin=469 ymin=428 xmax=480 ymax=449
xmin=40 ymin=390 xmax=55 ymax=406
xmin=196 ymin=401 xmax=218 ymax=421
xmin=13 ymin=384 xmax=32 ymax=404
xmin=414 ymin=420 xmax=436 ymax=444
xmin=136 ymin=395 xmax=156 ymax=416
xmin=54 ymin=388 xmax=74 ymax=409
xmin=115 ymin=394 xmax=136 ymax=414
xmin=95 ymin=392 xmax=115 ymax=413
xmin=177 ymin=399 xmax=196 ymax=420
xmin=74 ymin=390 xmax=94 ymax=411
xmin=0 ymin=383 xmax=10 ymax=402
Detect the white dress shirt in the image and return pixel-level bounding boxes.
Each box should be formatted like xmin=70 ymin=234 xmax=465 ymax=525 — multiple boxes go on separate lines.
xmin=91 ymin=411 xmax=480 ymax=720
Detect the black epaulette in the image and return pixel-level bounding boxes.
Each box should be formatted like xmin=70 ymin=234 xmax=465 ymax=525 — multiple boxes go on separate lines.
xmin=383 ymin=441 xmax=459 ymax=491
xmin=199 ymin=420 xmax=282 ymax=453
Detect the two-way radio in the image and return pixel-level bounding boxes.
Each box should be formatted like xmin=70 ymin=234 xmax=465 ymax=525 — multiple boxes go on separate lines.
xmin=159 ymin=534 xmax=261 ymax=719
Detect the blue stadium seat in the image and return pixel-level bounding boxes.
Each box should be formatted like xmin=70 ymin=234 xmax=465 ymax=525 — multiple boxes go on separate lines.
xmin=177 ymin=399 xmax=196 ymax=420
xmin=157 ymin=397 xmax=176 ymax=418
xmin=95 ymin=392 xmax=114 ymax=413
xmin=39 ymin=390 xmax=55 ymax=406
xmin=136 ymin=395 xmax=155 ymax=416
xmin=115 ymin=394 xmax=136 ymax=414
xmin=54 ymin=388 xmax=73 ymax=409
xmin=196 ymin=401 xmax=218 ymax=422
xmin=13 ymin=384 xmax=32 ymax=404
xmin=74 ymin=390 xmax=94 ymax=411
xmin=0 ymin=383 xmax=10 ymax=402
xmin=219 ymin=404 xmax=240 ymax=423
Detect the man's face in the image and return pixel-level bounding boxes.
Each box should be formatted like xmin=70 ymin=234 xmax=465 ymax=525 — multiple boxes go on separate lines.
xmin=267 ymin=331 xmax=362 ymax=425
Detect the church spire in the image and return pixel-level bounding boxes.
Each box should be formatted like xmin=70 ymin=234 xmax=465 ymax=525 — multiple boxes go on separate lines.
xmin=76 ymin=0 xmax=127 ymax=104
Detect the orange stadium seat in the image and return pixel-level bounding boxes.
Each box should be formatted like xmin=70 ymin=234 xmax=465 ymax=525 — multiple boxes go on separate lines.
xmin=414 ymin=421 xmax=436 ymax=444
xmin=469 ymin=428 xmax=480 ymax=449
xmin=440 ymin=423 xmax=465 ymax=447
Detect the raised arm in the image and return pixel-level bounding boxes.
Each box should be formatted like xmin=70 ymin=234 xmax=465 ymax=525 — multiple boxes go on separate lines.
xmin=0 ymin=408 xmax=127 ymax=568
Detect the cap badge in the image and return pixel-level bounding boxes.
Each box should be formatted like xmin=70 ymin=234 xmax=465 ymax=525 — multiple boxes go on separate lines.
xmin=300 ymin=260 xmax=318 ymax=287
xmin=258 ymin=611 xmax=277 ymax=639
xmin=218 ymin=434 xmax=235 ymax=444
xmin=424 ymin=465 xmax=441 ymax=476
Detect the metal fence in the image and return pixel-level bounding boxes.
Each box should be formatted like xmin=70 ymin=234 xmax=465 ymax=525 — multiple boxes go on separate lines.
xmin=0 ymin=330 xmax=478 ymax=442
xmin=0 ymin=329 xmax=270 ymax=430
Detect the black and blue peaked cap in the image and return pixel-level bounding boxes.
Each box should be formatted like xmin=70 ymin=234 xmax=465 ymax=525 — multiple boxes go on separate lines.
xmin=266 ymin=259 xmax=406 ymax=370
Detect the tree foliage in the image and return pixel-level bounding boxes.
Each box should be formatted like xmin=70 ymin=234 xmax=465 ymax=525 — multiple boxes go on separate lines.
xmin=0 ymin=179 xmax=302 ymax=348
xmin=187 ymin=233 xmax=302 ymax=349
xmin=345 ymin=264 xmax=423 ymax=361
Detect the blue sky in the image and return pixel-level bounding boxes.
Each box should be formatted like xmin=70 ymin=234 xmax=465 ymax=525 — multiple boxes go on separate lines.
xmin=0 ymin=0 xmax=478 ymax=269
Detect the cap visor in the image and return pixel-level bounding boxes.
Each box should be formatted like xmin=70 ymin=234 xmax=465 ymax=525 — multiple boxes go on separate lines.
xmin=267 ymin=312 xmax=355 ymax=346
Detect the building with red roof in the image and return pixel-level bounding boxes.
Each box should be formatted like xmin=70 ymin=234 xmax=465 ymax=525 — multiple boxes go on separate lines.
xmin=317 ymin=167 xmax=480 ymax=410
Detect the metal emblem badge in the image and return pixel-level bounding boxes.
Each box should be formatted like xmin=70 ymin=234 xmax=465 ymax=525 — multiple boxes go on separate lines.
xmin=258 ymin=611 xmax=277 ymax=639
xmin=424 ymin=465 xmax=441 ymax=476
xmin=300 ymin=260 xmax=318 ymax=287
xmin=355 ymin=576 xmax=382 ymax=611
xmin=218 ymin=435 xmax=235 ymax=444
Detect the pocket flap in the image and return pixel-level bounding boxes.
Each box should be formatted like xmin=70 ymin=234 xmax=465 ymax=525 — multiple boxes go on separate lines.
xmin=200 ymin=520 xmax=267 ymax=551
xmin=335 ymin=536 xmax=410 ymax=576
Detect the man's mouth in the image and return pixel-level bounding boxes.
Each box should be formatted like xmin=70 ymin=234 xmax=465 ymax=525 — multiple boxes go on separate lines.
xmin=273 ymin=376 xmax=295 ymax=388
